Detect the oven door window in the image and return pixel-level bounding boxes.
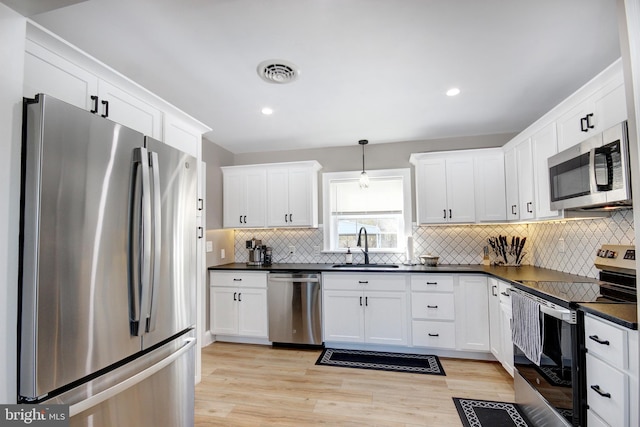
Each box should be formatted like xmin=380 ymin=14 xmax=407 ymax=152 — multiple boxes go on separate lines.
xmin=550 ymin=152 xmax=591 ymax=202
xmin=514 ymin=312 xmax=577 ymax=425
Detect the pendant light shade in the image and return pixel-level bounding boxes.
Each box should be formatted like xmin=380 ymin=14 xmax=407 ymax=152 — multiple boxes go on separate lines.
xmin=358 ymin=139 xmax=369 ymax=189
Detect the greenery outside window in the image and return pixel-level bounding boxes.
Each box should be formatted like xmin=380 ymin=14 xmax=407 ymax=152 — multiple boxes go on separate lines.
xmin=322 ymin=169 xmax=411 ymax=252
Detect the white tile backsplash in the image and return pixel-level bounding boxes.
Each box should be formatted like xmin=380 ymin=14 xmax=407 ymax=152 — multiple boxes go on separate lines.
xmin=232 ymin=209 xmax=635 ymax=279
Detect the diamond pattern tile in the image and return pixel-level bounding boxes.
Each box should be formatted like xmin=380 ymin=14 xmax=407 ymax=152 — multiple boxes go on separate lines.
xmin=232 ymin=210 xmax=634 ymax=278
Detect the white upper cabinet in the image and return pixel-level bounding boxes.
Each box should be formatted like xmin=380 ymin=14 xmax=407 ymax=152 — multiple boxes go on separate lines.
xmin=411 ymin=153 xmax=475 ymax=224
xmin=222 ymin=166 xmax=267 ymax=228
xmin=473 ymin=148 xmax=506 ymax=222
xmin=163 ymin=113 xmax=201 ymax=158
xmin=531 ymin=122 xmax=561 ymax=220
xmin=557 ymin=73 xmax=627 ymax=152
xmin=223 ymin=161 xmax=321 ymax=229
xmin=267 ymin=161 xmax=321 ymax=228
xmin=504 ymin=147 xmax=519 ymax=220
xmin=515 ymin=139 xmax=535 ymax=220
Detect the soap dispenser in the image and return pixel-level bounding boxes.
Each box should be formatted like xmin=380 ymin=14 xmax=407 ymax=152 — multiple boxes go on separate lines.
xmin=345 ymin=247 xmax=353 ymax=264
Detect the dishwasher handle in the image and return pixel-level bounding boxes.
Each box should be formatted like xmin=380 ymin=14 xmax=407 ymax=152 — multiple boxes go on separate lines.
xmin=268 ymin=276 xmax=320 ymax=283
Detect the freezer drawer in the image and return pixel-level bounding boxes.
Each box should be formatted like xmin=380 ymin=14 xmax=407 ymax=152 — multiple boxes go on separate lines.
xmin=44 ymin=333 xmax=196 ymax=427
xmin=268 ymin=273 xmax=322 ymax=345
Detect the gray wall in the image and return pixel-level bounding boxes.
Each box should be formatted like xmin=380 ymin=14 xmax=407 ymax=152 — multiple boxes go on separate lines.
xmin=202 ymin=137 xmax=234 ymax=229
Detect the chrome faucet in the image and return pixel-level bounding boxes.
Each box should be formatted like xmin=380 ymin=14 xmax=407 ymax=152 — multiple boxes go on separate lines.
xmin=356 ymin=226 xmax=369 ymax=264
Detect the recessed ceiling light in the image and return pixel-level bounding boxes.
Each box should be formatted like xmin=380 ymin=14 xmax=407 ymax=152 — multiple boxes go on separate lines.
xmin=446 ymin=88 xmax=461 ymax=97
xmin=261 ymin=107 xmax=274 ymax=115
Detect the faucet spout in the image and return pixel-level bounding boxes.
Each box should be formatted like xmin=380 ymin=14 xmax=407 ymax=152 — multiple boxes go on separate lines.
xmin=356 ymin=226 xmax=369 ymax=264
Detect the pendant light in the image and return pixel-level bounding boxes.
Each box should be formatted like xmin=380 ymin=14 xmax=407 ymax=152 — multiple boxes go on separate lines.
xmin=358 ymin=139 xmax=369 ymax=189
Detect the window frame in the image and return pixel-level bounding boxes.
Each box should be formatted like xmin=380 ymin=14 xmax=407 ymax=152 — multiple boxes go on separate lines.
xmin=322 ymin=168 xmax=412 ymax=253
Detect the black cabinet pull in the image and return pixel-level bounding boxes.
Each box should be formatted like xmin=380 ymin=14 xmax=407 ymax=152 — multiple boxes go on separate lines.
xmin=90 ymin=95 xmax=99 ymax=113
xmin=233 ymin=292 xmax=237 ymax=301
xmin=284 ymin=213 xmax=288 ymax=222
xmin=428 ymin=333 xmax=439 ymax=337
xmin=233 ymin=278 xmax=242 ymax=281
xmin=197 ymin=227 xmax=203 ymax=239
xmin=359 ymin=281 xmax=368 ymax=284
xmin=588 ymin=335 xmax=610 ymax=345
xmin=526 ymin=202 xmax=533 ymax=213
xmin=289 ymin=213 xmax=293 ymax=222
xmin=492 ymin=285 xmax=497 ymax=297
xmin=590 ymin=385 xmax=611 ymax=398
xmin=426 ymin=282 xmax=438 ymax=285
xmin=365 ymin=296 xmax=368 ymax=306
xmin=239 ymin=215 xmax=243 ymax=224
xmin=360 ymin=296 xmax=363 ymax=306
xmin=449 ymin=209 xmax=452 ymax=219
xmin=198 ymin=198 xmax=203 ymax=211
xmin=427 ymin=305 xmax=438 ymax=309
xmin=101 ymin=100 xmax=109 ymax=118
xmin=581 ymin=116 xmax=588 ymax=132
xmin=511 ymin=205 xmax=517 ymax=215
xmin=443 ymin=209 xmax=446 ymax=219
xmin=238 ymin=292 xmax=241 ymax=302
xmin=500 ymin=291 xmax=510 ymax=297
xmin=243 ymin=215 xmax=247 ymax=223
xmin=586 ymin=113 xmax=594 ymax=129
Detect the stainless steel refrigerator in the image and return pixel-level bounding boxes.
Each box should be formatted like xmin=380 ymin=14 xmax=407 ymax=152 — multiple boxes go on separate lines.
xmin=19 ymin=94 xmax=197 ymax=426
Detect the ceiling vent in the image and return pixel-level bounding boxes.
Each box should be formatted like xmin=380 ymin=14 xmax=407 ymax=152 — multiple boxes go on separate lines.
xmin=257 ymin=60 xmax=300 ymax=84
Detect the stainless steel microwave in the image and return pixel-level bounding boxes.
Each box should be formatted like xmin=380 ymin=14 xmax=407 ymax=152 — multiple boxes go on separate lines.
xmin=548 ymin=121 xmax=631 ymax=210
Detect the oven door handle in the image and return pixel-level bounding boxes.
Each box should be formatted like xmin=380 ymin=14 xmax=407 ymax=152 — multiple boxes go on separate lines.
xmin=540 ymin=304 xmax=573 ymax=322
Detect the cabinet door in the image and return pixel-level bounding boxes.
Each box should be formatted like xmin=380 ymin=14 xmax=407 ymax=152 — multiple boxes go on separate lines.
xmin=454 ymin=276 xmax=490 ymax=351
xmin=504 ymin=147 xmax=519 ymax=220
xmin=222 ymin=171 xmax=245 ymax=228
xmin=593 ymin=83 xmax=627 ymax=133
xmin=210 ymin=287 xmax=239 ymax=335
xmin=531 ymin=123 xmax=561 ymax=220
xmin=243 ymin=169 xmax=267 ymax=227
xmin=287 ymin=166 xmax=315 ymax=227
xmin=516 ymin=139 xmax=535 ymax=220
xmin=364 ymin=292 xmax=408 ymax=346
xmin=98 ymin=80 xmax=162 ymax=139
xmin=499 ymin=302 xmax=514 ymax=376
xmin=164 ymin=113 xmax=200 ymax=157
xmin=446 ymin=157 xmax=476 ymax=223
xmin=474 ymin=151 xmax=506 ymax=222
xmin=237 ymin=288 xmax=268 ymax=338
xmin=416 ymin=158 xmax=448 ymax=224
xmin=488 ymin=278 xmax=502 ymax=361
xmin=323 ymin=290 xmax=365 ymax=343
xmin=23 ymin=40 xmax=98 ymax=111
xmin=266 ymin=167 xmax=289 ymax=227
xmin=557 ymin=99 xmax=594 ymax=152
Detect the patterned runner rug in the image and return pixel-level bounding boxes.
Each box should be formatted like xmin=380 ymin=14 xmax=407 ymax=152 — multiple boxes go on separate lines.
xmin=315 ymin=348 xmax=445 ymax=375
xmin=453 ymin=398 xmax=533 ymax=427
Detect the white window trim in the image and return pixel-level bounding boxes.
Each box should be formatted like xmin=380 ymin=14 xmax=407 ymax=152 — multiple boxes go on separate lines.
xmin=322 ymin=168 xmax=412 ymax=253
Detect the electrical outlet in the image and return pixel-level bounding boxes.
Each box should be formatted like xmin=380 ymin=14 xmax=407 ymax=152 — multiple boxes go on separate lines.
xmin=558 ymin=238 xmax=565 ymax=253
xmin=314 ymin=245 xmax=321 ymax=254
xmin=288 ymin=245 xmax=296 ymax=255
xmin=206 ymin=241 xmax=213 ymax=252
xmin=221 ymin=248 xmax=226 ymax=259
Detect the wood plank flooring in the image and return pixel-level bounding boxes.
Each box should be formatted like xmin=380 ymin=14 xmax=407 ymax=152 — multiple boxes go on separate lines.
xmin=195 ymin=342 xmax=515 ymax=426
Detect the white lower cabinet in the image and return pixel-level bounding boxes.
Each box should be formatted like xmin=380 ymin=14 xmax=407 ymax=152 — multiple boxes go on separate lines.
xmin=583 ymin=313 xmax=639 ymax=427
xmin=210 ymin=272 xmax=268 ymax=339
xmin=323 ymin=273 xmax=408 ymax=346
xmin=411 ymin=274 xmax=456 ymax=349
xmin=454 ymin=275 xmax=490 ymax=351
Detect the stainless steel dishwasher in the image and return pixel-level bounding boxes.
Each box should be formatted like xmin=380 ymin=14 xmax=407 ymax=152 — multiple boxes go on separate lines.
xmin=267 ymin=272 xmax=323 ymax=346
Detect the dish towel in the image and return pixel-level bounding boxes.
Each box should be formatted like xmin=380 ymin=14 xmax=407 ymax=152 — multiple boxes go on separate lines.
xmin=511 ymin=291 xmax=543 ymax=366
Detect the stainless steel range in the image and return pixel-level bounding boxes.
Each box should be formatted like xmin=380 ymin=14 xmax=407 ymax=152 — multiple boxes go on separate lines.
xmin=511 ymin=244 xmax=636 ymax=427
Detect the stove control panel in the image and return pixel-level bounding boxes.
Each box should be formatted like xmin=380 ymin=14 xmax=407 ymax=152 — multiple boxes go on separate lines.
xmin=595 ymin=244 xmax=636 ymax=274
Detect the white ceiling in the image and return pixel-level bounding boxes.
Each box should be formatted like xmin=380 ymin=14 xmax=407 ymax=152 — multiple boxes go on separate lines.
xmin=14 ymin=0 xmax=621 ymax=154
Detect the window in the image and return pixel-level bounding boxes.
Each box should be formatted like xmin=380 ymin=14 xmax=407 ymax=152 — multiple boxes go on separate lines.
xmin=322 ymin=169 xmax=411 ymax=252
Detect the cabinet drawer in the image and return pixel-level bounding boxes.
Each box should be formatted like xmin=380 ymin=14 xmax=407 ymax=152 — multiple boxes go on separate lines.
xmin=410 ymin=275 xmax=454 ymax=292
xmin=585 ymin=315 xmax=627 ymax=369
xmin=411 ymin=293 xmax=455 ymax=320
xmin=412 ymin=320 xmax=456 ymax=349
xmin=586 ymin=353 xmax=628 ymax=427
xmin=210 ymin=271 xmax=267 ymax=288
xmin=323 ymin=273 xmax=407 ymax=291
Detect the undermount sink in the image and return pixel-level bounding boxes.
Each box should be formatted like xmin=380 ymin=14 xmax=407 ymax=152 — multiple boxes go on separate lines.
xmin=332 ymin=264 xmax=400 ymax=268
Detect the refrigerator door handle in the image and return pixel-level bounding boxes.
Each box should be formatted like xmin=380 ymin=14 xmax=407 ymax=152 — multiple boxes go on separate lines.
xmin=69 ymin=337 xmax=196 ymax=417
xmin=147 ymin=151 xmax=162 ymax=333
xmin=129 ymin=147 xmax=153 ymax=336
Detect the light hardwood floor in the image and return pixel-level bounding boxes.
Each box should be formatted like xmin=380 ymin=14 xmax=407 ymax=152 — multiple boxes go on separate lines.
xmin=195 ymin=342 xmax=515 ymax=426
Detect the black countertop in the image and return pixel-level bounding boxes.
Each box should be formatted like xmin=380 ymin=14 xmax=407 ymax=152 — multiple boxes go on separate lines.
xmin=579 ymin=303 xmax=638 ymax=330
xmin=208 ymin=262 xmax=637 ymax=328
